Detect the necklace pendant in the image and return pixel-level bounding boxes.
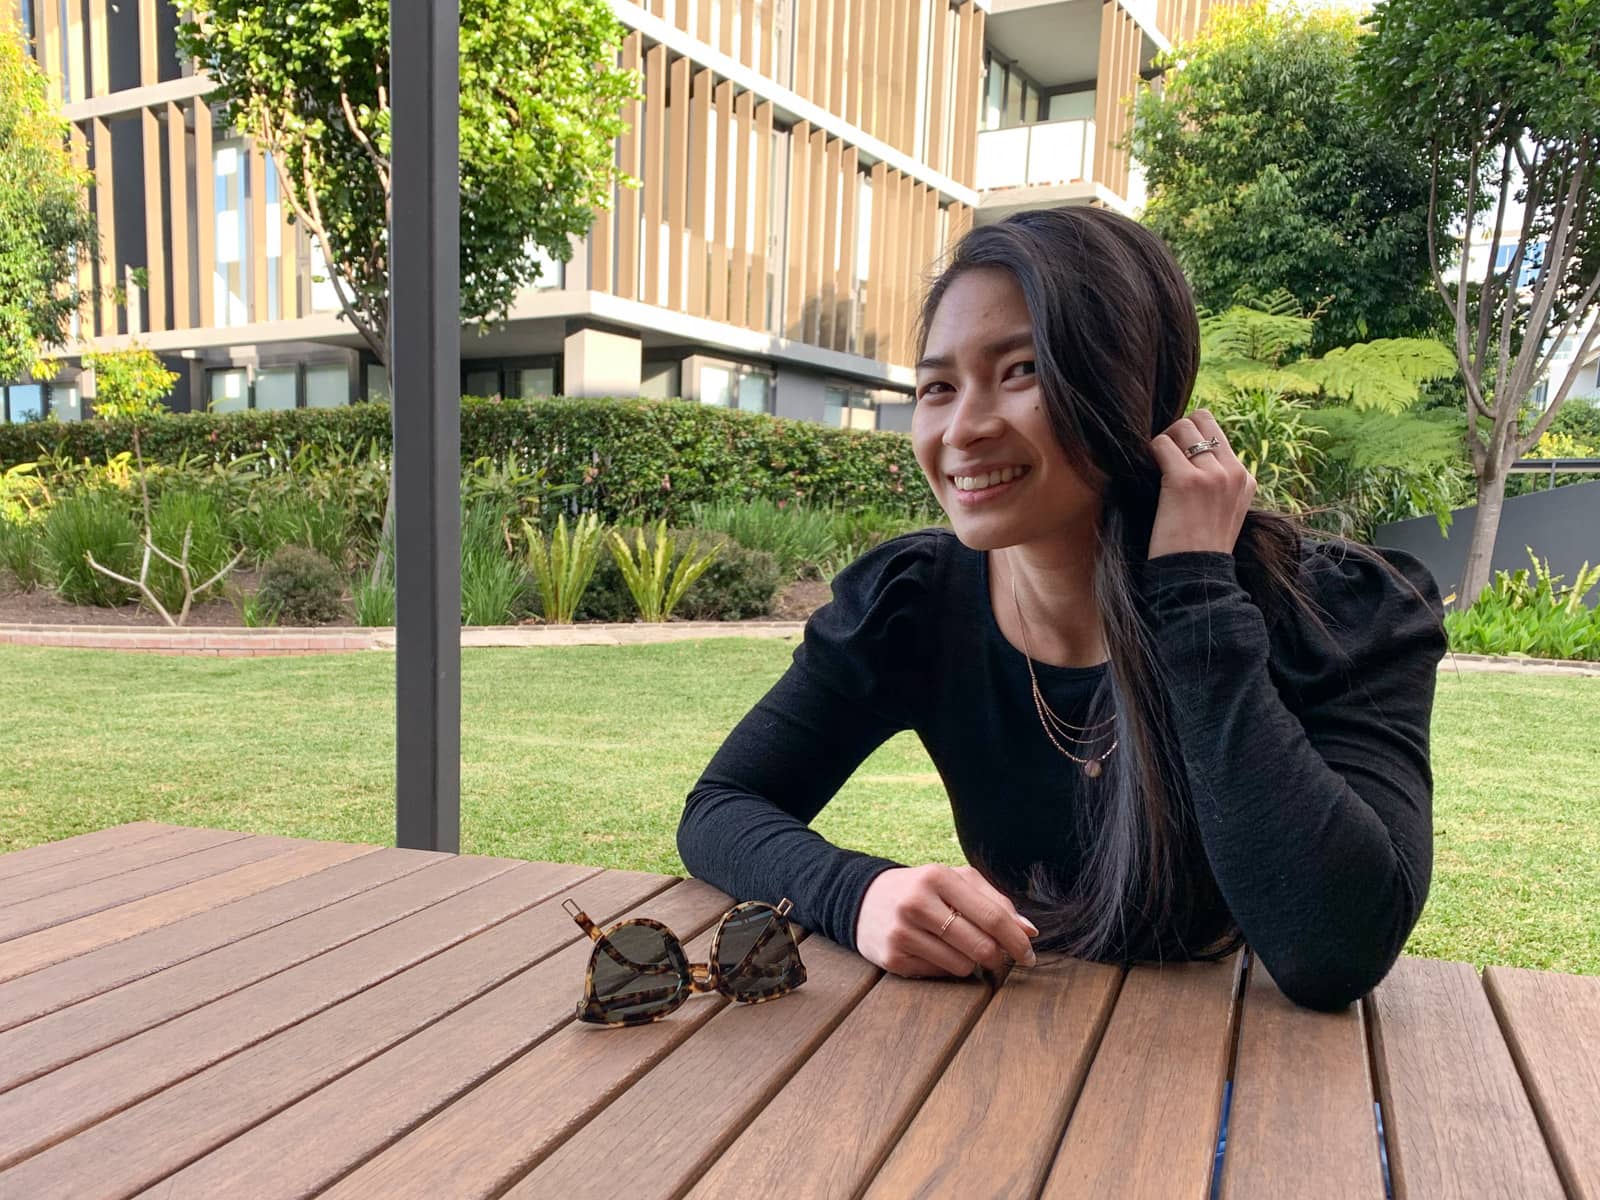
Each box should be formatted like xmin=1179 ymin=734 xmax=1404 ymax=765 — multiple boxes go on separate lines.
xmin=1083 ymin=759 xmax=1102 ymax=779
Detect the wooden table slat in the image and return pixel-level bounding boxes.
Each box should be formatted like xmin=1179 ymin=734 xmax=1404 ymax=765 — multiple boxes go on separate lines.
xmin=1 ymin=867 xmax=676 ymax=1200
xmin=309 ymin=879 xmax=750 ymax=1200
xmin=504 ymin=935 xmax=887 ymax=1199
xmin=1483 ymin=964 xmax=1600 ymax=1200
xmin=0 ymin=852 xmax=514 ymax=1093
xmin=0 ymin=841 xmax=379 ymax=986
xmin=686 ymin=962 xmax=996 ymax=1199
xmin=0 ymin=843 xmax=444 ymax=1034
xmin=1219 ymin=956 xmax=1386 ymax=1199
xmin=156 ymin=876 xmax=732 ymax=1200
xmin=0 ymin=825 xmax=250 ymax=915
xmin=0 ymin=821 xmax=178 ymax=886
xmin=860 ymin=958 xmax=1122 ymax=1199
xmin=1367 ymin=957 xmax=1566 ymax=1199
xmin=1039 ymin=953 xmax=1245 ymax=1199
xmin=0 ymin=855 xmax=579 ymax=1168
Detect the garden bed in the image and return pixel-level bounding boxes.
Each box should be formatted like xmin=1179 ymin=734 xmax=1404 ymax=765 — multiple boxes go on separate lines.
xmin=0 ymin=574 xmax=833 ymax=629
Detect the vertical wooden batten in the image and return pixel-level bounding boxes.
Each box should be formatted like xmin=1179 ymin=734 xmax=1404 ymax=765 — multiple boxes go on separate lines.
xmin=141 ymin=106 xmax=168 ymax=332
xmin=69 ymin=124 xmax=94 ymax=334
xmin=248 ymin=143 xmax=269 ymax=323
xmin=138 ymin=0 xmax=158 ymax=86
xmin=710 ymin=79 xmax=734 ymax=323
xmin=615 ymin=34 xmax=642 ymax=302
xmin=864 ymin=160 xmax=887 ymax=359
xmin=194 ymin=99 xmax=215 ymax=330
xmin=687 ymin=68 xmax=711 ymax=317
xmin=751 ymin=101 xmax=773 ymax=331
xmin=927 ymin=0 xmax=950 ymax=175
xmin=643 ymin=45 xmax=667 ymax=307
xmin=89 ymin=0 xmax=108 ymax=99
xmin=803 ymin=126 xmax=827 ymax=345
xmin=835 ymin=146 xmax=858 ymax=353
xmin=783 ymin=120 xmax=811 ymax=338
xmin=91 ymin=116 xmax=117 ymax=336
xmin=667 ymin=55 xmax=690 ymax=310
xmin=65 ymin=0 xmax=87 ymax=103
xmin=166 ymin=102 xmax=191 ymax=330
xmin=818 ymin=135 xmax=841 ymax=348
xmin=730 ymin=90 xmax=753 ymax=326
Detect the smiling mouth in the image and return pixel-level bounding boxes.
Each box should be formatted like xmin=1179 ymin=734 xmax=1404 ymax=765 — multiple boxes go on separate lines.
xmin=949 ymin=465 xmax=1030 ymax=493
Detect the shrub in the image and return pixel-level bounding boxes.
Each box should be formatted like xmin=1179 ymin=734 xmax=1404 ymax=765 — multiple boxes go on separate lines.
xmin=575 ymin=526 xmax=777 ymax=622
xmin=0 ymin=397 xmax=930 ymax=522
xmin=148 ymin=490 xmax=236 ymax=614
xmin=687 ymin=498 xmax=838 ymax=580
xmin=460 ymin=500 xmax=527 ymax=626
xmin=1444 ymin=551 xmax=1600 ymax=662
xmin=41 ymin=492 xmax=139 ymax=606
xmin=352 ymin=573 xmax=396 ymax=627
xmin=231 ymin=488 xmax=352 ymax=569
xmin=607 ymin=521 xmax=722 ymax=622
xmin=679 ymin=538 xmax=781 ymax=620
xmin=256 ymin=544 xmax=346 ymax=625
xmin=523 ymin=512 xmax=607 ymax=624
xmin=0 ymin=516 xmax=45 ymax=590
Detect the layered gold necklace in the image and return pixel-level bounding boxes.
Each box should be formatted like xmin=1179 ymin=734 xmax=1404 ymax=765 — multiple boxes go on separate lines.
xmin=1009 ymin=560 xmax=1118 ymax=778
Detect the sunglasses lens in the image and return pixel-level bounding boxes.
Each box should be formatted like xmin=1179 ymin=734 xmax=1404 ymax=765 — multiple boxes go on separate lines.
xmin=717 ymin=904 xmax=802 ymax=1000
xmin=591 ymin=922 xmax=687 ymax=1021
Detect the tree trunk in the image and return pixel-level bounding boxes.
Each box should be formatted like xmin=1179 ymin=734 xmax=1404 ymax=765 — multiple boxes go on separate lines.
xmin=1458 ymin=463 xmax=1509 ymax=608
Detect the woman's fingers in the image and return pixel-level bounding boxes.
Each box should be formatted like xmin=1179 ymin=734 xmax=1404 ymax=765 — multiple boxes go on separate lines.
xmin=932 ymin=871 xmax=1037 ymax=969
xmin=1187 ymin=408 xmax=1246 ymax=472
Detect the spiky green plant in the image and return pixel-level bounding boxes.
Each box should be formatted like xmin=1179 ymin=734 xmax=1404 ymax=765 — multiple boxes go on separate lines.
xmin=523 ymin=512 xmax=607 ymax=624
xmin=607 ymin=520 xmax=721 ymax=622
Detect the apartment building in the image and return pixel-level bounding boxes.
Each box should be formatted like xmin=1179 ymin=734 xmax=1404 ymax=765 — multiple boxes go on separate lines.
xmin=4 ymin=0 xmax=1222 ymax=430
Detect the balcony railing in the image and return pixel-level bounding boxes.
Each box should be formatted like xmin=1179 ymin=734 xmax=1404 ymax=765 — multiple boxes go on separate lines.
xmin=975 ymin=119 xmax=1097 ymax=192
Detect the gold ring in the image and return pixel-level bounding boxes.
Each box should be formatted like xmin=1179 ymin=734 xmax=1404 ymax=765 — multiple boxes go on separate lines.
xmin=938 ymin=907 xmax=961 ymax=937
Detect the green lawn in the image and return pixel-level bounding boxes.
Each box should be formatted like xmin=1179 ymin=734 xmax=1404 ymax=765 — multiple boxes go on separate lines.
xmin=1 ymin=642 xmax=1594 ymax=976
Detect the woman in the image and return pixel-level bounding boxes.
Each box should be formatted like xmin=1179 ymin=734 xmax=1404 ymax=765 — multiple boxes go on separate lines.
xmin=678 ymin=207 xmax=1446 ymax=1012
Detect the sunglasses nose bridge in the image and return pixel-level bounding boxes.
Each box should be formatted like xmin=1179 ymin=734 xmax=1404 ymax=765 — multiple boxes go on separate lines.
xmin=688 ymin=962 xmax=715 ymax=990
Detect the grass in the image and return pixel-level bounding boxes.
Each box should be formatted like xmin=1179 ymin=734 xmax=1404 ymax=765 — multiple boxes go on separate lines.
xmin=0 ymin=643 xmax=1593 ymax=977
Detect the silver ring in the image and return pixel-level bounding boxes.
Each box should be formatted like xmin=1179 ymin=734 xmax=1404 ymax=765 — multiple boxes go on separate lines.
xmin=1184 ymin=438 xmax=1221 ymax=459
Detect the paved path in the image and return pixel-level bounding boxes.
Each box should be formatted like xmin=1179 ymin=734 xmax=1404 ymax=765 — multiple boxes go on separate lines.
xmin=0 ymin=621 xmax=1595 ymax=675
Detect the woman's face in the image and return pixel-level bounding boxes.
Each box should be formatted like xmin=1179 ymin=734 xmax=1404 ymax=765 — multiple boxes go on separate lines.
xmin=913 ymin=268 xmax=1102 ymax=552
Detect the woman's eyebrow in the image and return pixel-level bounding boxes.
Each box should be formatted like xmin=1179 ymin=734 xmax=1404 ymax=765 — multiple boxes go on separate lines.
xmin=916 ymin=331 xmax=1035 ymax=371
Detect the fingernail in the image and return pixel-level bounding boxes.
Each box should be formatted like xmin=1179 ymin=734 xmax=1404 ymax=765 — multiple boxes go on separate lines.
xmin=1017 ymin=915 xmax=1040 ymax=936
xmin=1024 ymin=949 xmax=1037 ymax=967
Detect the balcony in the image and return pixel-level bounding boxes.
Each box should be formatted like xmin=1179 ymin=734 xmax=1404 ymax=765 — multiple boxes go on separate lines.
xmin=976 ymin=118 xmax=1096 ymax=192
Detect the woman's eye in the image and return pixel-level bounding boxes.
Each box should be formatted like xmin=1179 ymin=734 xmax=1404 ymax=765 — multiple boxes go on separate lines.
xmin=1006 ymin=361 xmax=1037 ymax=380
xmin=917 ymin=381 xmax=952 ymax=400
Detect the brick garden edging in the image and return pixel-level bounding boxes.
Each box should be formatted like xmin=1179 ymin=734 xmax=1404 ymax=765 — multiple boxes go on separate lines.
xmin=0 ymin=625 xmax=379 ymax=656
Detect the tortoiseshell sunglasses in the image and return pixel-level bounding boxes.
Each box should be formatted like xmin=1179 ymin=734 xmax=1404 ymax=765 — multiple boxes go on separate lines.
xmin=562 ymin=897 xmax=807 ymax=1027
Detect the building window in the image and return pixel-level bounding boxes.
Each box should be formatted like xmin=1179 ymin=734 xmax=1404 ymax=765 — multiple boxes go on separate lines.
xmin=364 ymin=360 xmax=389 ymax=403
xmin=2 ymin=384 xmax=44 ymax=423
xmin=304 ymin=363 xmax=348 ymax=408
xmin=698 ymin=362 xmax=773 ymax=414
xmin=510 ymin=367 xmax=556 ymax=398
xmin=265 ymin=152 xmax=285 ymax=320
xmin=464 ymin=368 xmax=502 ymax=398
xmin=52 ymin=383 xmax=83 ymax=421
xmin=207 ymin=368 xmax=248 ymax=413
xmin=254 ymin=366 xmax=298 ymax=411
xmin=823 ymin=385 xmax=877 ymax=430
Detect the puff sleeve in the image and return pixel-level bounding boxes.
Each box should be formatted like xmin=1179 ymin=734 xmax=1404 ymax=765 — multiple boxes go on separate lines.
xmin=677 ymin=532 xmax=941 ymax=950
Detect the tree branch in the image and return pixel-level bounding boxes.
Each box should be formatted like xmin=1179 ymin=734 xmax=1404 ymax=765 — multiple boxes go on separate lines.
xmin=1520 ymin=315 xmax=1600 ymax=451
xmin=339 ymin=88 xmax=392 ymax=195
xmin=1478 ymin=139 xmax=1515 ymax=376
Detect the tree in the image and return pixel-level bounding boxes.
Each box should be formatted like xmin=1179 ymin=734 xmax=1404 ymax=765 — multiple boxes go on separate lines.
xmin=173 ymin=0 xmax=640 ymax=369
xmin=1195 ymin=299 xmax=1467 ymax=535
xmin=1 ymin=21 xmax=97 ymax=382
xmin=174 ymin=0 xmax=640 ymax=583
xmin=1133 ymin=2 xmax=1437 ymax=351
xmin=82 ymin=347 xmax=245 ymax=625
xmin=1356 ymin=0 xmax=1600 ymax=609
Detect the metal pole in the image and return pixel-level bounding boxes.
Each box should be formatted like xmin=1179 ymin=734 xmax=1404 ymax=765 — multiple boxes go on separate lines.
xmin=391 ymin=0 xmax=461 ymax=852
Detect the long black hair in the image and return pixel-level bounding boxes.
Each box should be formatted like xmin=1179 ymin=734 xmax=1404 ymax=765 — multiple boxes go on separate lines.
xmin=917 ymin=206 xmax=1384 ymax=965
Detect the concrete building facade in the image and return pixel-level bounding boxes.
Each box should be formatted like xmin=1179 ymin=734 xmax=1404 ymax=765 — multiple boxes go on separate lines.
xmin=4 ymin=0 xmax=1224 ymax=431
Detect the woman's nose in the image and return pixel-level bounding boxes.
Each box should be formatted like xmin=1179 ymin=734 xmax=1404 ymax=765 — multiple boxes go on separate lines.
xmin=942 ymin=386 xmax=1002 ymax=448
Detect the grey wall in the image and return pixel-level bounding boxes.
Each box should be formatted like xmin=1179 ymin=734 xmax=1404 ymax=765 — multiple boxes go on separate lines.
xmin=774 ymin=370 xmax=827 ymax=424
xmin=1374 ymin=480 xmax=1600 ymax=606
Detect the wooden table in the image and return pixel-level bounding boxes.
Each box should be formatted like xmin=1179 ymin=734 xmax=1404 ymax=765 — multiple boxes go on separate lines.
xmin=0 ymin=823 xmax=1595 ymax=1199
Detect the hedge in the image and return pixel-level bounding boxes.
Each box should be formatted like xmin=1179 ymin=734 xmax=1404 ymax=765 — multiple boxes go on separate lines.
xmin=0 ymin=396 xmax=934 ymax=522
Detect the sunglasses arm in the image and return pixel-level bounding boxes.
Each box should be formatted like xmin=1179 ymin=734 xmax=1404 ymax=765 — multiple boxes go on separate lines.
xmin=564 ymin=899 xmax=682 ymax=976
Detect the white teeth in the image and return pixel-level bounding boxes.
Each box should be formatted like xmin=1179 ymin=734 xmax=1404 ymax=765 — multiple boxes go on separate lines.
xmin=953 ymin=467 xmax=1026 ymax=491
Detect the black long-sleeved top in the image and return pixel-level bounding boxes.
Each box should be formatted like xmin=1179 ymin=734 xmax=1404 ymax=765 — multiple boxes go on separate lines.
xmin=678 ymin=529 xmax=1447 ymax=1011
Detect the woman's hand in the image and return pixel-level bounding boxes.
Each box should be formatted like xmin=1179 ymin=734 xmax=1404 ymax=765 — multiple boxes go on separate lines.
xmin=1148 ymin=408 xmax=1258 ymax=560
xmin=856 ymin=864 xmax=1039 ymax=978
